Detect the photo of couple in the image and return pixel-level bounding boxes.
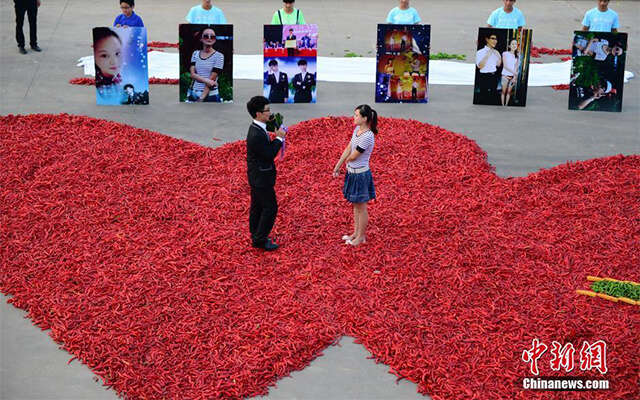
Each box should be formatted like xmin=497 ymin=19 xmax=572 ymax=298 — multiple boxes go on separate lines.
xmin=473 ymin=27 xmax=532 ymax=107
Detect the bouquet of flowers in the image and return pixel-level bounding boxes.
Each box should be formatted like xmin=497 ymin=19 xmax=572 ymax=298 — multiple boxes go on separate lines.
xmin=266 ymin=113 xmax=287 ymax=160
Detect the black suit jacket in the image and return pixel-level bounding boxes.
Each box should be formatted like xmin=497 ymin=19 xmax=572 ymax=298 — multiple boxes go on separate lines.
xmin=292 ymin=72 xmax=316 ymax=103
xmin=246 ymin=123 xmax=283 ymax=188
xmin=266 ymin=72 xmax=289 ymax=103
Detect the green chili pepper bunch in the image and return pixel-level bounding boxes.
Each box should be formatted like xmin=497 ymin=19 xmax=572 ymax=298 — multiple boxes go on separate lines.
xmin=266 ymin=113 xmax=284 ymax=133
xmin=591 ymin=280 xmax=640 ymax=301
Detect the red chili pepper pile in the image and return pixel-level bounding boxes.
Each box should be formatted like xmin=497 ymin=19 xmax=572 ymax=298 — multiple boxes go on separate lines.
xmin=531 ymin=46 xmax=572 ymax=58
xmin=1 ymin=114 xmax=638 ymax=400
xmin=148 ymin=41 xmax=179 ymax=48
xmin=69 ymin=78 xmax=179 ymax=86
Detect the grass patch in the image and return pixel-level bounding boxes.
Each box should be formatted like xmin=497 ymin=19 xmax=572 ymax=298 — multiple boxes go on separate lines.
xmin=430 ymin=52 xmax=466 ymax=60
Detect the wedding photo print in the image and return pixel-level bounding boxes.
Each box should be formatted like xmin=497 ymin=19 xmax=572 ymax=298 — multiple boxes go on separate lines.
xmin=473 ymin=27 xmax=532 ymax=107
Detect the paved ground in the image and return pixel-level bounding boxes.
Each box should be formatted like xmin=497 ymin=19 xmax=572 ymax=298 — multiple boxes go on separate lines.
xmin=1 ymin=1 xmax=638 ymax=399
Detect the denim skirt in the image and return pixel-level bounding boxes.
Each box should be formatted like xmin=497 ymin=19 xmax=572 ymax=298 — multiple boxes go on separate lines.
xmin=343 ymin=169 xmax=376 ymax=203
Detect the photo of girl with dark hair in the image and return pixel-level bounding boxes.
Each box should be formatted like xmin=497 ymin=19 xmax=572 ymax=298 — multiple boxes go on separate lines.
xmin=501 ymin=39 xmax=519 ymax=106
xmin=179 ymin=24 xmax=233 ymax=103
xmin=93 ymin=26 xmax=148 ymax=105
xmin=189 ymin=27 xmax=224 ymax=102
xmin=93 ymin=27 xmax=123 ymax=88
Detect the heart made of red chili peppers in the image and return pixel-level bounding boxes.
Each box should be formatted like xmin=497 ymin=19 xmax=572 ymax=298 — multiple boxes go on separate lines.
xmin=1 ymin=114 xmax=638 ymax=400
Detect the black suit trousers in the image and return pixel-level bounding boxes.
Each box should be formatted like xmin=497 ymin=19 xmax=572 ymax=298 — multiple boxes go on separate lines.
xmin=249 ymin=185 xmax=278 ymax=246
xmin=15 ymin=0 xmax=38 ymax=48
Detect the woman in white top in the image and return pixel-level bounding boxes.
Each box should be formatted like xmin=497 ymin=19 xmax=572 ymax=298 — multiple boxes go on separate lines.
xmin=333 ymin=105 xmax=378 ymax=246
xmin=188 ymin=27 xmax=224 ymax=102
xmin=501 ymin=39 xmax=519 ymax=106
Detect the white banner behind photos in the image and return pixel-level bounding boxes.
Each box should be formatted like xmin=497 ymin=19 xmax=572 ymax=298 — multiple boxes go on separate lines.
xmin=78 ymin=53 xmax=635 ymax=86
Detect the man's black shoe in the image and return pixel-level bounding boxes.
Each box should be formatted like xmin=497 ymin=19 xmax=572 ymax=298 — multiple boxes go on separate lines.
xmin=19 ymin=47 xmax=27 ymax=54
xmin=31 ymin=45 xmax=42 ymax=52
xmin=263 ymin=240 xmax=279 ymax=251
xmin=252 ymin=239 xmax=279 ymax=250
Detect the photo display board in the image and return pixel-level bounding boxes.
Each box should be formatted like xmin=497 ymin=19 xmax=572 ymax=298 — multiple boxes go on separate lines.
xmin=263 ymin=24 xmax=318 ymax=103
xmin=569 ymin=31 xmax=627 ymax=112
xmin=473 ymin=27 xmax=532 ymax=107
xmin=93 ymin=27 xmax=149 ymax=105
xmin=376 ymin=24 xmax=431 ymax=103
xmin=179 ymin=24 xmax=233 ymax=103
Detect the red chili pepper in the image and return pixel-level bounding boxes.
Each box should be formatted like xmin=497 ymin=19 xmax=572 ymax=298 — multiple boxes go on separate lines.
xmin=1 ymin=114 xmax=638 ymax=400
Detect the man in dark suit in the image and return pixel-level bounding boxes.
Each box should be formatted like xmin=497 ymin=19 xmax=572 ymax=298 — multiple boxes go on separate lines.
xmin=285 ymin=28 xmax=297 ymax=56
xmin=265 ymin=59 xmax=289 ymax=103
xmin=292 ymin=59 xmax=315 ymax=103
xmin=246 ymin=96 xmax=286 ymax=251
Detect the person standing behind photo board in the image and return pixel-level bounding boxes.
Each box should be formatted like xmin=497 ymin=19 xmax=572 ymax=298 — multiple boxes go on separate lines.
xmin=186 ymin=0 xmax=227 ymax=24
xmin=114 ymin=0 xmax=144 ymax=27
xmin=271 ymin=0 xmax=306 ymax=25
xmin=582 ymin=0 xmax=619 ymax=32
xmin=386 ymin=0 xmax=421 ymax=25
xmin=15 ymin=0 xmax=41 ymax=54
xmin=487 ymin=0 xmax=525 ymax=29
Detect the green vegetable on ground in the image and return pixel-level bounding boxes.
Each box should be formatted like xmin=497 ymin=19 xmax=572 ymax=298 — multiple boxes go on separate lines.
xmin=591 ymin=280 xmax=640 ymax=301
xmin=430 ymin=52 xmax=466 ymax=60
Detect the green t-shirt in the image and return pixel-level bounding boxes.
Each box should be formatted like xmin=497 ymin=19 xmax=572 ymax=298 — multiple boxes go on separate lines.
xmin=271 ymin=8 xmax=306 ymax=25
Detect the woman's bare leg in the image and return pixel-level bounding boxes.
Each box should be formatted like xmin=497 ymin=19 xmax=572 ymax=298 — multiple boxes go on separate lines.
xmin=349 ymin=202 xmax=368 ymax=245
xmin=344 ymin=203 xmax=358 ymax=241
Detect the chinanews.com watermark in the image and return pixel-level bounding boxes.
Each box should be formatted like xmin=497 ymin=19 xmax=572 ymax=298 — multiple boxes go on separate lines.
xmin=520 ymin=339 xmax=610 ymax=392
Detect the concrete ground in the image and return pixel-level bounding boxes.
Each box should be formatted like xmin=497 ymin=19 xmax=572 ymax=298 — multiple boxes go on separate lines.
xmin=1 ymin=1 xmax=638 ymax=399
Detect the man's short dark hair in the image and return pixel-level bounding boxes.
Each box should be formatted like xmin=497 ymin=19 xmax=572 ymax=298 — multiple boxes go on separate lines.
xmin=297 ymin=59 xmax=307 ymax=66
xmin=247 ymin=96 xmax=270 ymax=118
xmin=120 ymin=0 xmax=134 ymax=7
xmin=284 ymin=0 xmax=295 ymax=3
xmin=268 ymin=59 xmax=278 ymax=66
xmin=124 ymin=83 xmax=134 ymax=90
xmin=289 ymin=28 xmax=294 ymax=32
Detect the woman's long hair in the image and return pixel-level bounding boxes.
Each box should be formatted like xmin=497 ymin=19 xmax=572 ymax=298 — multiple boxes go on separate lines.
xmin=509 ymin=39 xmax=519 ymax=59
xmin=355 ymin=104 xmax=378 ymax=134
